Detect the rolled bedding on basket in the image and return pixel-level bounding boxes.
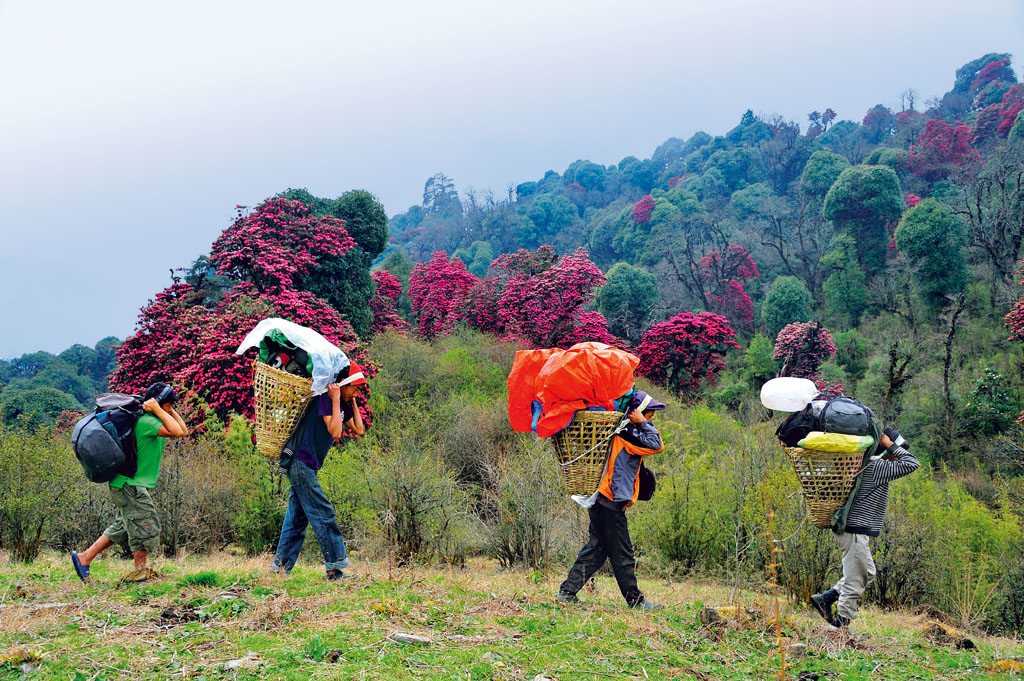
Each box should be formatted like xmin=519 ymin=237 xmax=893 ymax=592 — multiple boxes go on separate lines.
xmin=797 ymin=431 xmax=874 ymax=453
xmin=236 ymin=318 xmax=349 ymax=395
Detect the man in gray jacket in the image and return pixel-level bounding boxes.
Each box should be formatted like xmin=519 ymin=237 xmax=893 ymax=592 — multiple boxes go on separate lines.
xmin=811 ymin=427 xmax=919 ymax=628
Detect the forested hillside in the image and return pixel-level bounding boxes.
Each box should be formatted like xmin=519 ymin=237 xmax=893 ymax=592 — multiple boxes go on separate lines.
xmin=3 ymin=52 xmax=1024 ymax=651
xmin=380 ymin=52 xmax=1024 ymax=470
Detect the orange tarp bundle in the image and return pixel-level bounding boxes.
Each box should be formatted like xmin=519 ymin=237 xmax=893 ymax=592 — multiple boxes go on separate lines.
xmin=507 ymin=342 xmax=639 ymax=438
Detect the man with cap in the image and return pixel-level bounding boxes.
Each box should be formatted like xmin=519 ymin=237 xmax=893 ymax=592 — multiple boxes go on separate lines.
xmin=556 ymin=390 xmax=666 ymax=610
xmin=272 ymin=362 xmax=368 ymax=580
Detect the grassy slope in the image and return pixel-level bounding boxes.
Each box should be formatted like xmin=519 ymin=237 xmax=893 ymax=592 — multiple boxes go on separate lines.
xmin=1 ymin=553 xmax=1021 ymax=680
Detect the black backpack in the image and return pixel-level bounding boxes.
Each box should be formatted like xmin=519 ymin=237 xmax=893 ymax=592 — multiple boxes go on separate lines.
xmin=637 ymin=462 xmax=656 ymax=501
xmin=820 ymin=397 xmax=875 ymax=436
xmin=776 ymin=403 xmax=819 ymax=446
xmin=71 ymin=393 xmax=144 ymax=483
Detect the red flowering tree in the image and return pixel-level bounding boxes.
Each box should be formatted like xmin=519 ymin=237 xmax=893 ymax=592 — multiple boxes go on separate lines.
xmin=209 ymin=198 xmax=356 ymax=291
xmin=909 ymin=119 xmax=981 ymax=182
xmin=496 ymin=248 xmax=610 ymax=347
xmin=369 ymin=270 xmax=410 ymax=335
xmin=111 ymin=197 xmax=373 ymax=426
xmin=636 ymin=312 xmax=739 ymax=400
xmin=111 ymin=283 xmax=370 ymax=425
xmin=556 ymin=311 xmax=625 ymax=348
xmin=408 ymin=251 xmax=480 ymax=338
xmin=694 ymin=244 xmax=760 ymax=330
xmin=632 ymin=194 xmax=655 ymax=225
xmin=460 ymin=277 xmax=502 ymax=334
xmin=905 ymin=194 xmax=922 ymax=208
xmin=772 ymin=321 xmax=837 ymax=380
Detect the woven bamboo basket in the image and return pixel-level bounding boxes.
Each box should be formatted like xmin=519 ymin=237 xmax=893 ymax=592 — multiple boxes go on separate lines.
xmin=253 ymin=362 xmax=314 ymax=460
xmin=551 ymin=411 xmax=625 ymax=496
xmin=784 ymin=446 xmax=866 ymax=528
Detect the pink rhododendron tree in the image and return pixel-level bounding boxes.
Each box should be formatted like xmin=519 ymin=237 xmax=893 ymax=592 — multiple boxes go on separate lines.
xmin=408 ymin=251 xmax=480 ymax=338
xmin=695 ymin=244 xmax=760 ymax=329
xmin=905 ymin=194 xmax=922 ymax=208
xmin=112 ymin=196 xmax=373 ymax=427
xmin=460 ymin=277 xmax=502 ymax=334
xmin=111 ymin=283 xmax=371 ymax=426
xmin=369 ymin=270 xmax=410 ymax=335
xmin=210 ymin=198 xmax=356 ymax=291
xmin=632 ymin=195 xmax=655 ymax=225
xmin=556 ymin=311 xmax=625 ymax=348
xmin=636 ymin=312 xmax=739 ymax=400
xmin=772 ymin=321 xmax=837 ymax=380
xmin=909 ymin=119 xmax=981 ymax=182
xmin=496 ymin=248 xmax=609 ymax=347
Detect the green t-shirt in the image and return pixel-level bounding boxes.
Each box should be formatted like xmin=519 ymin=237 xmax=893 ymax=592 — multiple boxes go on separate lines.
xmin=109 ymin=414 xmax=165 ymax=490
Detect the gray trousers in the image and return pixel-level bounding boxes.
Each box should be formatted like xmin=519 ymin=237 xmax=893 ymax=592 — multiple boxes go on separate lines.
xmin=830 ymin=532 xmax=876 ymax=620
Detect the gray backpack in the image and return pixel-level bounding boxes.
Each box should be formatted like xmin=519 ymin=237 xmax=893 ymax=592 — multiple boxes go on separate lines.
xmin=71 ymin=393 xmax=143 ymax=483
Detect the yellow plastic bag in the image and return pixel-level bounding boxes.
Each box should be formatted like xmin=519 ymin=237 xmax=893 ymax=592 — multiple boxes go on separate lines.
xmin=797 ymin=431 xmax=874 ymax=453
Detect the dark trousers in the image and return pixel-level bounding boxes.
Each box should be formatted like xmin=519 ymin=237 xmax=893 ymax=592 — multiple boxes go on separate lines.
xmin=559 ymin=503 xmax=643 ymax=606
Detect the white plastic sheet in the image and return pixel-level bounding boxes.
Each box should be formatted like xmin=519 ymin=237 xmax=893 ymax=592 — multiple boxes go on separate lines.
xmin=236 ymin=318 xmax=349 ymax=395
xmin=760 ymin=377 xmax=819 ymax=412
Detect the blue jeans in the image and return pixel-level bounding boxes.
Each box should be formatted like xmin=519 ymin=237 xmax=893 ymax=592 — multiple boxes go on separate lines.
xmin=272 ymin=459 xmax=349 ymax=573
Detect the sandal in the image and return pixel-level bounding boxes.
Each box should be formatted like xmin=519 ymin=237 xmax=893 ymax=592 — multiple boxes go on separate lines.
xmin=70 ymin=551 xmax=90 ymax=583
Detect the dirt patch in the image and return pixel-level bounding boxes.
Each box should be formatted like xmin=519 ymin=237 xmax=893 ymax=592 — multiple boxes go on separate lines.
xmin=241 ymin=596 xmax=304 ymax=631
xmin=464 ymin=597 xmax=527 ymax=619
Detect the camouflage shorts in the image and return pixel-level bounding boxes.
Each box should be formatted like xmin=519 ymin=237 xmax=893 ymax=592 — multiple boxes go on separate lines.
xmin=104 ymin=485 xmax=161 ymax=553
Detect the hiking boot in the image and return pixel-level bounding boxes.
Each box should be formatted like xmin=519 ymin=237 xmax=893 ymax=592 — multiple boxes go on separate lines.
xmin=829 ymin=614 xmax=851 ymax=629
xmin=326 ymin=570 xmax=355 ymax=581
xmin=119 ymin=567 xmax=160 ymax=584
xmin=632 ymin=600 xmax=663 ymax=612
xmin=554 ymin=591 xmax=580 ymax=604
xmin=810 ymin=588 xmax=839 ymax=623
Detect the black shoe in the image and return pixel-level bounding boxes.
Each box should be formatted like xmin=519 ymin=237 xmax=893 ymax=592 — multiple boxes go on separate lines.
xmin=555 ymin=591 xmax=580 ymax=603
xmin=326 ymin=570 xmax=354 ymax=581
xmin=810 ymin=589 xmax=837 ymax=623
xmin=829 ymin=614 xmax=851 ymax=628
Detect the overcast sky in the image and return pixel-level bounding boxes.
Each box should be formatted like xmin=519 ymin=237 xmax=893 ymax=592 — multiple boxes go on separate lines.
xmin=1 ymin=0 xmax=1021 ymax=359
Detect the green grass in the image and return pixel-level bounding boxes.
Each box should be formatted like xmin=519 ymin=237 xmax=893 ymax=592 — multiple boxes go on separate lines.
xmin=1 ymin=552 xmax=1021 ymax=680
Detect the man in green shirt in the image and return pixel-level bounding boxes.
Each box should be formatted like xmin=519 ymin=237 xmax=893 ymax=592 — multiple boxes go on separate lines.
xmin=71 ymin=382 xmax=189 ymax=582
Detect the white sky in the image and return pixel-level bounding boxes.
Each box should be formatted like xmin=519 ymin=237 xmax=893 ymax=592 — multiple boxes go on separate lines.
xmin=1 ymin=0 xmax=1022 ymax=358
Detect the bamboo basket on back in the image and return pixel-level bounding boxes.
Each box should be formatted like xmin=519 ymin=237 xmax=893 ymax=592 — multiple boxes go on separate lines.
xmin=783 ymin=446 xmax=866 ymax=528
xmin=252 ymin=362 xmax=314 ymax=459
xmin=551 ymin=411 xmax=625 ymax=495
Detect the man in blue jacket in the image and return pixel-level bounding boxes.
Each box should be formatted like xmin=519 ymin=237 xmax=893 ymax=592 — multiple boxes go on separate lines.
xmin=556 ymin=390 xmax=665 ymax=610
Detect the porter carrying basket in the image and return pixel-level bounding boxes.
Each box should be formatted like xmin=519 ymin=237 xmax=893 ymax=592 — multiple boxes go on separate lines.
xmin=784 ymin=446 xmax=866 ymax=529
xmin=253 ymin=362 xmax=314 ymax=460
xmin=551 ymin=411 xmax=625 ymax=495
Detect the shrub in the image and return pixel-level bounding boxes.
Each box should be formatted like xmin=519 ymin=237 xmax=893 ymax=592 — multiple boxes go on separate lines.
xmin=0 ymin=426 xmax=82 ymax=561
xmin=485 ymin=439 xmax=572 ymax=569
xmin=228 ymin=416 xmax=287 ymax=556
xmin=154 ymin=433 xmax=242 ymax=556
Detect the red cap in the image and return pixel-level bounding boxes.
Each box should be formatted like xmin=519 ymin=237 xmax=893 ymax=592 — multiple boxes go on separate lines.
xmin=338 ymin=361 xmax=368 ymax=387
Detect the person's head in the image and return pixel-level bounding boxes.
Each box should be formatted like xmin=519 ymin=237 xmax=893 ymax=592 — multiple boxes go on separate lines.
xmin=629 ymin=390 xmax=666 ymax=420
xmin=144 ymin=382 xmax=179 ymax=407
xmin=335 ymin=362 xmax=368 ymax=399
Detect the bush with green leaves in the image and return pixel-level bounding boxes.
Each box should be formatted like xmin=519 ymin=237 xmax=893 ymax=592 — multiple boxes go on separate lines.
xmin=761 ymin=276 xmax=813 ymax=337
xmin=0 ymin=426 xmax=83 ymax=561
xmin=961 ymin=368 xmax=1020 ymax=437
xmin=0 ymin=386 xmax=81 ymax=430
xmin=227 ymin=415 xmax=287 ymax=556
xmin=894 ymin=198 xmax=968 ymax=314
